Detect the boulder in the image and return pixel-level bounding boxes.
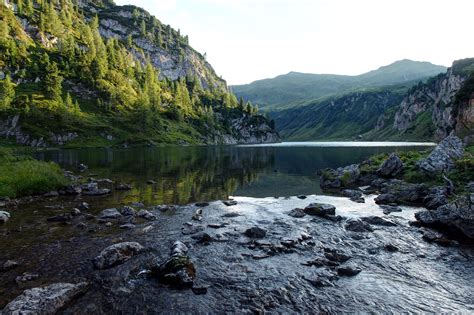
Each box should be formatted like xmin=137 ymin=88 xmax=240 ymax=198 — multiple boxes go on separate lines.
xmin=195 ymin=202 xmax=209 ymax=207
xmin=119 ymin=206 xmax=136 ymax=216
xmin=417 ymin=136 xmax=464 ymax=173
xmin=303 ymin=203 xmax=336 ymax=217
xmin=423 ymin=186 xmax=449 ymax=210
xmin=344 ymin=218 xmax=374 ymax=232
xmin=361 ymin=216 xmax=396 ymax=226
xmin=223 ymin=200 xmax=237 ymax=206
xmin=98 ymin=208 xmax=122 ymax=219
xmin=378 ymin=179 xmax=428 ymax=204
xmin=137 ymin=209 xmax=156 ymax=221
xmin=287 ymin=208 xmax=306 ymax=218
xmin=415 ymin=195 xmax=474 ymax=239
xmin=70 ymin=208 xmax=81 ymax=216
xmin=93 ymin=242 xmax=144 ymax=269
xmin=81 ymin=182 xmax=110 ymax=196
xmin=377 ymin=153 xmax=404 ymax=177
xmin=2 ymin=282 xmax=88 ymax=314
xmin=1 ymin=260 xmax=19 ymax=271
xmin=342 ymin=189 xmax=365 ymax=203
xmin=244 ymin=226 xmax=267 ymax=238
xmin=380 ymin=205 xmax=402 ymax=215
xmin=0 ymin=210 xmax=10 ymax=224
xmin=337 ymin=265 xmax=362 ymax=276
xmin=320 ymin=164 xmax=360 ymax=189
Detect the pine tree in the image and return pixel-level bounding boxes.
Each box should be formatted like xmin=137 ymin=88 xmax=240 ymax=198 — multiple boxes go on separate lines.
xmin=140 ymin=20 xmax=147 ymax=36
xmin=43 ymin=62 xmax=63 ymax=100
xmin=0 ymin=75 xmax=15 ymax=110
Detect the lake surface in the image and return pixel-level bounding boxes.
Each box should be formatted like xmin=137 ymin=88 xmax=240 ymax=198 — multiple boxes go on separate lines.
xmin=35 ymin=142 xmax=435 ymax=206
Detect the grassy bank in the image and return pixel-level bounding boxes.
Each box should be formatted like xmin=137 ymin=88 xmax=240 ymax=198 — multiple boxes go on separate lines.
xmin=0 ymin=148 xmax=69 ymax=198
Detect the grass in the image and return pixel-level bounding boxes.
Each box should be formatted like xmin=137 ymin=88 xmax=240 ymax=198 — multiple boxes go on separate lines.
xmin=0 ymin=147 xmax=69 ymax=198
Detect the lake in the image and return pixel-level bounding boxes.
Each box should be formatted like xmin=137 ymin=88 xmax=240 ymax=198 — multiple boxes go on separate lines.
xmin=35 ymin=142 xmax=435 ymax=206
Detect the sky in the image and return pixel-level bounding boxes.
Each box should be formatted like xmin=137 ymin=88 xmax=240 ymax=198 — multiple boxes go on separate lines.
xmin=115 ymin=0 xmax=474 ymax=85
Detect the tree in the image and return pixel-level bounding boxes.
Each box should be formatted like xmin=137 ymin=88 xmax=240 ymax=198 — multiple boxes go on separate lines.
xmin=0 ymin=75 xmax=15 ymax=110
xmin=43 ymin=61 xmax=63 ymax=100
xmin=140 ymin=20 xmax=147 ymax=36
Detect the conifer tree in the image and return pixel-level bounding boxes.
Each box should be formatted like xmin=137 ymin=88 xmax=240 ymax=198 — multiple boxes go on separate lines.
xmin=43 ymin=62 xmax=63 ymax=100
xmin=0 ymin=75 xmax=15 ymax=110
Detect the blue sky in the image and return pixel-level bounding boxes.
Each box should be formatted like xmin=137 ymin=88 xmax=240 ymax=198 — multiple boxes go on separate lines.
xmin=115 ymin=0 xmax=474 ymax=85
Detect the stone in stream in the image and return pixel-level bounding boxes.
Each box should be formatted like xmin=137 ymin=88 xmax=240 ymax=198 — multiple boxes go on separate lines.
xmin=81 ymin=182 xmax=110 ymax=196
xmin=223 ymin=200 xmax=237 ymax=206
xmin=342 ymin=189 xmax=365 ymax=203
xmin=337 ymin=265 xmax=362 ymax=276
xmin=192 ymin=209 xmax=203 ymax=221
xmin=1 ymin=260 xmax=19 ymax=271
xmin=380 ymin=205 xmax=402 ymax=215
xmin=2 ymin=282 xmax=88 ymax=314
xmin=119 ymin=206 xmax=136 ymax=216
xmin=47 ymin=213 xmax=72 ymax=222
xmin=423 ymin=186 xmax=449 ymax=210
xmin=71 ymin=208 xmax=81 ymax=216
xmin=195 ymin=202 xmax=210 ymax=207
xmin=16 ymin=272 xmax=39 ymax=284
xmin=320 ymin=164 xmax=361 ymax=189
xmin=288 ymin=208 xmax=306 ymax=218
xmin=115 ymin=183 xmax=132 ymax=190
xmin=151 ymin=241 xmax=196 ymax=288
xmin=0 ymin=210 xmax=10 ymax=223
xmin=244 ymin=226 xmax=267 ymax=238
xmin=375 ymin=193 xmax=397 ymax=205
xmin=137 ymin=209 xmax=156 ymax=221
xmin=93 ymin=242 xmax=144 ymax=269
xmin=417 ymin=135 xmax=464 ymax=174
xmin=297 ymin=195 xmax=307 ymax=199
xmin=361 ymin=216 xmax=397 ymax=226
xmin=378 ymin=180 xmax=429 ymax=204
xmin=98 ymin=208 xmax=122 ymax=219
xmin=344 ymin=218 xmax=374 ymax=232
xmin=191 ymin=232 xmax=213 ymax=243
xmin=324 ymin=250 xmax=352 ymax=263
xmin=78 ymin=202 xmax=90 ymax=210
xmin=376 ymin=153 xmax=404 ymax=177
xmin=303 ymin=203 xmax=336 ymax=217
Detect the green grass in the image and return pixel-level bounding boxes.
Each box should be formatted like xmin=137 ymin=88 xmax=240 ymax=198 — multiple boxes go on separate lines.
xmin=0 ymin=148 xmax=69 ymax=198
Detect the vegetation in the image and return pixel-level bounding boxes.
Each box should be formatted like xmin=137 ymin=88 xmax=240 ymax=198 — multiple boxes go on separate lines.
xmin=0 ymin=0 xmax=265 ymax=147
xmin=0 ymin=147 xmax=68 ymax=198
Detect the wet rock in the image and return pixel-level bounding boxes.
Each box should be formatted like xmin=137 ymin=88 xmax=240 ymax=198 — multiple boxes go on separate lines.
xmin=344 ymin=218 xmax=374 ymax=232
xmin=305 ymin=270 xmax=338 ymax=288
xmin=78 ymin=202 xmax=90 ymax=210
xmin=421 ymin=230 xmax=456 ymax=246
xmin=221 ymin=212 xmax=242 ymax=218
xmin=297 ymin=195 xmax=307 ymax=199
xmin=131 ymin=202 xmax=145 ymax=208
xmin=16 ymin=272 xmax=39 ymax=284
xmin=384 ymin=244 xmax=399 ymax=252
xmin=192 ymin=285 xmax=209 ymax=295
xmin=288 ymin=208 xmax=306 ymax=218
xmin=324 ymin=249 xmax=351 ymax=263
xmin=423 ymin=186 xmax=449 ymax=210
xmin=0 ymin=210 xmax=10 ymax=223
xmin=244 ymin=226 xmax=267 ymax=238
xmin=81 ymin=182 xmax=110 ymax=196
xmin=2 ymin=282 xmax=88 ymax=314
xmin=147 ymin=180 xmax=157 ymax=184
xmin=337 ymin=265 xmax=362 ymax=276
xmin=151 ymin=241 xmax=196 ymax=288
xmin=47 ymin=213 xmax=72 ymax=222
xmin=192 ymin=209 xmax=203 ymax=221
xmin=380 ymin=205 xmax=402 ymax=215
xmin=375 ymin=193 xmax=397 ymax=205
xmin=182 ymin=225 xmax=205 ymax=235
xmin=120 ymin=223 xmax=136 ymax=229
xmin=223 ymin=200 xmax=237 ymax=206
xmin=93 ymin=242 xmax=144 ymax=269
xmin=417 ymin=135 xmax=464 ymax=174
xmin=195 ymin=202 xmax=210 ymax=207
xmin=415 ymin=195 xmax=474 ymax=239
xmin=371 ymin=178 xmax=388 ymax=188
xmin=64 ymin=185 xmax=82 ymax=195
xmin=361 ymin=216 xmax=397 ymax=226
xmin=105 ymin=222 xmax=113 ymax=227
xmin=376 ymin=153 xmax=403 ymax=177
xmin=342 ymin=189 xmax=365 ymax=203
xmin=207 ymin=222 xmax=228 ymax=229
xmin=115 ymin=183 xmax=132 ymax=190
xmin=137 ymin=209 xmax=156 ymax=220
xmin=119 ymin=206 xmax=136 ymax=216
xmin=379 ymin=179 xmax=428 ymax=204
xmin=71 ymin=208 xmax=81 ymax=216
xmin=192 ymin=232 xmax=213 ymax=243
xmin=84 ymin=213 xmax=95 ymax=220
xmin=44 ymin=191 xmax=59 ymax=197
xmin=1 ymin=260 xmax=19 ymax=271
xmin=467 ymin=182 xmax=474 ymax=193
xmin=99 ymin=208 xmax=122 ymax=219
xmin=304 ymin=203 xmax=336 ymax=217
xmin=78 ymin=163 xmax=88 ymax=171
xmin=320 ymin=164 xmax=360 ymax=189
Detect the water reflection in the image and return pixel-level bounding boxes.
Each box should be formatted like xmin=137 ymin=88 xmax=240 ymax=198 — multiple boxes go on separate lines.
xmin=35 ymin=143 xmax=433 ymax=205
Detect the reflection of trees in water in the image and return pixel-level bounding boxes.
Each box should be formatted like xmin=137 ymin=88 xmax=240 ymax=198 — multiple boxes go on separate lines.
xmin=36 ymin=146 xmax=275 ymax=204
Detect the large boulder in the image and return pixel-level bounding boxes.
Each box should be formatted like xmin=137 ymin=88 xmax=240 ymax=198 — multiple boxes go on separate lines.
xmin=376 ymin=153 xmax=404 ymax=177
xmin=2 ymin=282 xmax=88 ymax=314
xmin=415 ymin=195 xmax=474 ymax=239
xmin=379 ymin=179 xmax=428 ymax=204
xmin=423 ymin=186 xmax=449 ymax=210
xmin=417 ymin=136 xmax=464 ymax=173
xmin=93 ymin=242 xmax=144 ymax=269
xmin=98 ymin=208 xmax=122 ymax=219
xmin=320 ymin=164 xmax=360 ymax=189
xmin=303 ymin=203 xmax=336 ymax=217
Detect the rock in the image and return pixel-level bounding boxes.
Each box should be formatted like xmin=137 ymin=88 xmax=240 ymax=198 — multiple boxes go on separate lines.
xmin=15 ymin=272 xmax=39 ymax=284
xmin=64 ymin=185 xmax=82 ymax=195
xmin=337 ymin=265 xmax=362 ymax=276
xmin=297 ymin=195 xmax=307 ymax=199
xmin=99 ymin=208 xmax=122 ymax=219
xmin=47 ymin=214 xmax=72 ymax=222
xmin=2 ymin=282 xmax=88 ymax=314
xmin=303 ymin=203 xmax=336 ymax=217
xmin=221 ymin=212 xmax=241 ymax=218
xmin=71 ymin=208 xmax=81 ymax=216
xmin=467 ymin=182 xmax=474 ymax=193
xmin=192 ymin=285 xmax=209 ymax=295
xmin=1 ymin=260 xmax=19 ymax=271
xmin=376 ymin=153 xmax=404 ymax=177
xmin=320 ymin=164 xmax=360 ymax=189
xmin=374 ymin=193 xmax=396 ymax=205
xmin=84 ymin=214 xmax=95 ymax=220
xmin=195 ymin=202 xmax=209 ymax=207
xmin=342 ymin=189 xmax=365 ymax=203
xmin=44 ymin=191 xmax=59 ymax=197
xmin=384 ymin=244 xmax=399 ymax=252
xmin=119 ymin=206 xmax=136 ymax=216
xmin=81 ymin=182 xmax=110 ymax=196
xmin=191 ymin=232 xmax=213 ymax=243
xmin=361 ymin=216 xmax=397 ymax=226
xmin=379 ymin=179 xmax=428 ymax=204
xmin=417 ymin=136 xmax=464 ymax=173
xmin=137 ymin=209 xmax=156 ymax=220
xmin=105 ymin=222 xmax=113 ymax=227
xmin=115 ymin=183 xmax=132 ymax=190
xmin=380 ymin=205 xmax=402 ymax=215
xmin=78 ymin=163 xmax=88 ymax=171
xmin=0 ymin=210 xmax=10 ymax=223
xmin=131 ymin=202 xmax=146 ymax=208
xmin=288 ymin=208 xmax=306 ymax=218
xmin=415 ymin=195 xmax=474 ymax=239
xmin=344 ymin=218 xmax=374 ymax=232
xmin=423 ymin=186 xmax=449 ymax=210
xmin=223 ymin=200 xmax=237 ymax=206
xmin=151 ymin=241 xmax=196 ymax=288
xmin=78 ymin=202 xmax=90 ymax=210
xmin=192 ymin=209 xmax=203 ymax=221
xmin=147 ymin=180 xmax=156 ymax=184
xmin=244 ymin=226 xmax=267 ymax=238
xmin=119 ymin=223 xmax=136 ymax=229
xmin=93 ymin=242 xmax=144 ymax=269
xmin=324 ymin=249 xmax=351 ymax=263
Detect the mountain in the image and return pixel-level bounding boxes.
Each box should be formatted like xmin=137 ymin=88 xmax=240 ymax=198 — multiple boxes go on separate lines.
xmin=231 ymin=60 xmax=447 ymax=110
xmin=0 ymin=0 xmax=279 ymax=147
xmin=273 ymin=58 xmax=474 ymax=143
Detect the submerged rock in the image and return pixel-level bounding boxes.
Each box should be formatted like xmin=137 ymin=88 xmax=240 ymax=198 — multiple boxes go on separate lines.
xmin=223 ymin=200 xmax=238 ymax=206
xmin=344 ymin=218 xmax=374 ymax=232
xmin=99 ymin=208 xmax=122 ymax=219
xmin=2 ymin=282 xmax=88 ymax=314
xmin=93 ymin=242 xmax=144 ymax=269
xmin=244 ymin=226 xmax=267 ymax=238
xmin=417 ymin=136 xmax=464 ymax=174
xmin=380 ymin=205 xmax=402 ymax=215
xmin=376 ymin=153 xmax=404 ymax=177
xmin=47 ymin=213 xmax=72 ymax=222
xmin=119 ymin=206 xmax=136 ymax=216
xmin=195 ymin=202 xmax=210 ymax=207
xmin=342 ymin=189 xmax=365 ymax=203
xmin=288 ymin=208 xmax=306 ymax=218
xmin=303 ymin=203 xmax=336 ymax=217
xmin=137 ymin=209 xmax=156 ymax=220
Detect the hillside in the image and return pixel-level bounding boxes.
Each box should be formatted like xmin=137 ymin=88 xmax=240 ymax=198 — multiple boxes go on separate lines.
xmin=0 ymin=0 xmax=279 ymax=147
xmin=231 ymin=59 xmax=447 ymax=110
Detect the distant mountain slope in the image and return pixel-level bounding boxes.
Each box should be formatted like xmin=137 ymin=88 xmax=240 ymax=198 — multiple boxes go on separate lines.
xmin=231 ymin=60 xmax=447 ymax=110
